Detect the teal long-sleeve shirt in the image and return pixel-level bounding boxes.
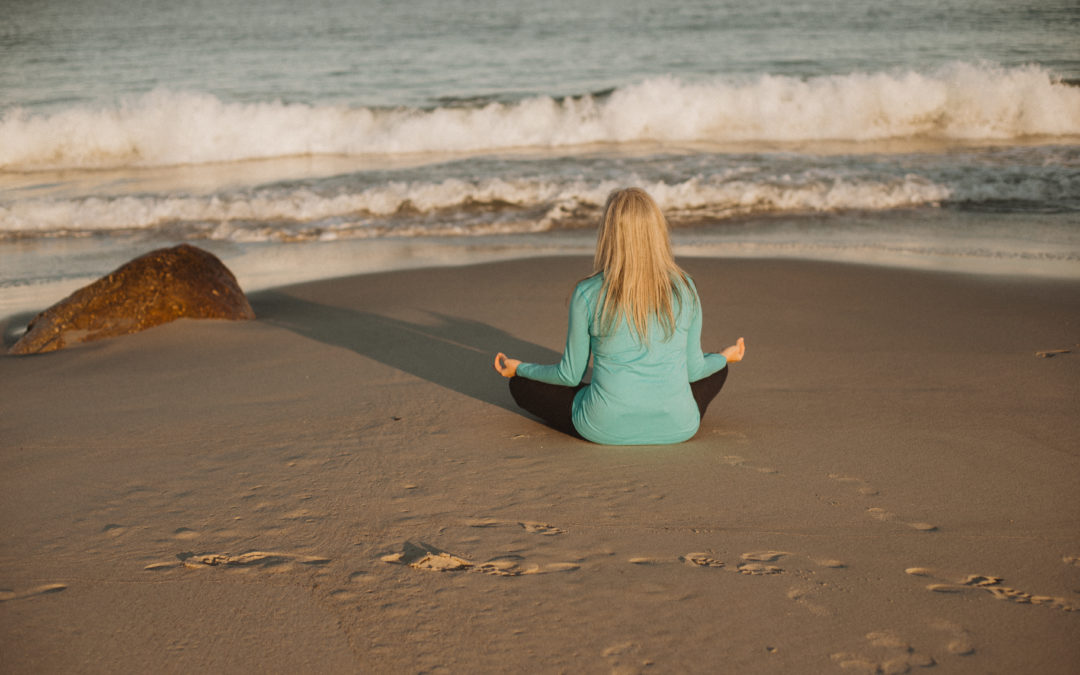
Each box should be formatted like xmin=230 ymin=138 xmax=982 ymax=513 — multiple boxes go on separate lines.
xmin=516 ymin=274 xmax=727 ymax=445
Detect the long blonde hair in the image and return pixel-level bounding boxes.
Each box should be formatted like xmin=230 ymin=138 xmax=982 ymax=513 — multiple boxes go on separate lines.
xmin=592 ymin=187 xmax=691 ymax=341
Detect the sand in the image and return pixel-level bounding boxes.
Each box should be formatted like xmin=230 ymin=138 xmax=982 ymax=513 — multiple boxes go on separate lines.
xmin=1 ymin=256 xmax=1078 ymax=673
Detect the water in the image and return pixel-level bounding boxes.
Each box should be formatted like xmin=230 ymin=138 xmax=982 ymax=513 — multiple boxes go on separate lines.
xmin=2 ymin=0 xmax=1079 ymax=317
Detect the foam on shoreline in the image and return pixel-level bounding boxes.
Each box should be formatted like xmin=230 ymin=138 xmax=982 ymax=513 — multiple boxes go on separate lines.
xmin=3 ymin=63 xmax=1078 ymax=172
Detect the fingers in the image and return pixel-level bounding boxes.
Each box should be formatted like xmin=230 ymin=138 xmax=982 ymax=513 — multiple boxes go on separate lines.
xmin=720 ymin=337 xmax=746 ymax=363
xmin=494 ymin=352 xmax=516 ymax=377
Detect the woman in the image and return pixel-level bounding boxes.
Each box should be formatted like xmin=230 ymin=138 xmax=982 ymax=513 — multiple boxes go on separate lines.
xmin=494 ymin=187 xmax=745 ymax=445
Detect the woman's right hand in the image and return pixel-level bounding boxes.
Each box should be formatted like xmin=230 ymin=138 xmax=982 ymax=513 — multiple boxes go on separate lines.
xmin=720 ymin=337 xmax=746 ymax=363
xmin=494 ymin=352 xmax=521 ymax=378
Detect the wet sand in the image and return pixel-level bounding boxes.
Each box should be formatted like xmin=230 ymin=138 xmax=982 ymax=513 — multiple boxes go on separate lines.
xmin=1 ymin=257 xmax=1078 ymax=673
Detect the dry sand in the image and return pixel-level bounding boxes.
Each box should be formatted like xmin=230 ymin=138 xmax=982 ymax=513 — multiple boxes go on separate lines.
xmin=1 ymin=256 xmax=1078 ymax=673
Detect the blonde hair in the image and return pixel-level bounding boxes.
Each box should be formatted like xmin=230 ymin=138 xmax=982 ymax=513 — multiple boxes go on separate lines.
xmin=592 ymin=187 xmax=691 ymax=341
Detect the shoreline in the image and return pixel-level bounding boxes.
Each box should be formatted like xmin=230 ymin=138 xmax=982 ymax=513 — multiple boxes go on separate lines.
xmin=2 ymin=256 xmax=1078 ymax=672
xmin=3 ymin=216 xmax=1079 ymax=323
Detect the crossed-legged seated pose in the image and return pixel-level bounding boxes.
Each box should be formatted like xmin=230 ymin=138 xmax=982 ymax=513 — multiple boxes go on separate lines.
xmin=494 ymin=187 xmax=746 ymax=445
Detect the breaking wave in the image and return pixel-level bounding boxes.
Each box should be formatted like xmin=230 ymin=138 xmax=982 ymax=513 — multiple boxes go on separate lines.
xmin=2 ymin=62 xmax=1079 ymax=171
xmin=0 ymin=174 xmax=953 ymax=242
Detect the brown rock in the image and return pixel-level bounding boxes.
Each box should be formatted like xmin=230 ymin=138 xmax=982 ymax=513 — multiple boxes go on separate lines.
xmin=9 ymin=244 xmax=255 ymax=355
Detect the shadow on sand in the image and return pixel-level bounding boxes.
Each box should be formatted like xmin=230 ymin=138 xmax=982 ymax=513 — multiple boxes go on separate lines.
xmin=251 ymin=290 xmax=560 ymax=414
xmin=1 ymin=311 xmax=38 ymax=352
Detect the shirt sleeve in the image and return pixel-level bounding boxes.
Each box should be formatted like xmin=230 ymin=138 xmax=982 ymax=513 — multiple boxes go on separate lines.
xmin=685 ymin=280 xmax=727 ymax=382
xmin=516 ymin=282 xmax=592 ymax=386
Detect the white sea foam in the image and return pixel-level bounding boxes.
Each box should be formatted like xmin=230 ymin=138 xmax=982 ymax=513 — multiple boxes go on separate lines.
xmin=2 ymin=63 xmax=1078 ymax=171
xmin=0 ymin=175 xmax=952 ymax=241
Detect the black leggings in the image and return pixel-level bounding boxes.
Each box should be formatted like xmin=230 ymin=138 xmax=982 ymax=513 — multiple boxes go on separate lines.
xmin=508 ymin=367 xmax=728 ymax=439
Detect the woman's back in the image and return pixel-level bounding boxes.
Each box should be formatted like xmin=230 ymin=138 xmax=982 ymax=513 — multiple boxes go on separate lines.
xmin=568 ymin=274 xmax=724 ymax=444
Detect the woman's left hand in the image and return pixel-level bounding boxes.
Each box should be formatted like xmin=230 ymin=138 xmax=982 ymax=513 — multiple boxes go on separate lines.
xmin=494 ymin=352 xmax=521 ymax=378
xmin=720 ymin=337 xmax=746 ymax=363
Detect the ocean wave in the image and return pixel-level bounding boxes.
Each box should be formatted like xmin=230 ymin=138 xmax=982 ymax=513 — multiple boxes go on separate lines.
xmin=0 ymin=174 xmax=951 ymax=242
xmin=2 ymin=63 xmax=1079 ymax=171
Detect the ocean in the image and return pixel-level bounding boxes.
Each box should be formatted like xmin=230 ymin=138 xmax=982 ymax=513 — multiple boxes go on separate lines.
xmin=2 ymin=0 xmax=1079 ymax=317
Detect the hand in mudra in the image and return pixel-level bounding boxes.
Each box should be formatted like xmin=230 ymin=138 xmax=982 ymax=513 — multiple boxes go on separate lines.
xmin=494 ymin=352 xmax=521 ymax=378
xmin=720 ymin=337 xmax=746 ymax=363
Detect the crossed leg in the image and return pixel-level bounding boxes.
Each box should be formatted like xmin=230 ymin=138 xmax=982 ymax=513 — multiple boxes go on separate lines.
xmin=508 ymin=367 xmax=729 ymax=439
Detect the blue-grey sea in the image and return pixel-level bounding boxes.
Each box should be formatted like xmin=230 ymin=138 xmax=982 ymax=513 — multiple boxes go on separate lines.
xmin=2 ymin=0 xmax=1079 ymax=314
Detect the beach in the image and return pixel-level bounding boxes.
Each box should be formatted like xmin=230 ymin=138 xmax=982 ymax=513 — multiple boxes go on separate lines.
xmin=2 ymin=0 xmax=1079 ymax=670
xmin=1 ymin=256 xmax=1077 ymax=673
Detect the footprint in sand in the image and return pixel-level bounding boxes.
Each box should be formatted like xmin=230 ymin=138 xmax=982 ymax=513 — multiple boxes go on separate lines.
xmin=738 ymin=563 xmax=783 ymax=575
xmin=906 ymin=567 xmax=1078 ymax=612
xmin=0 ymin=583 xmax=68 ymax=603
xmin=680 ymin=552 xmax=725 ymax=568
xmin=461 ymin=518 xmax=567 ymax=535
xmin=519 ymin=521 xmax=566 ymax=535
xmin=866 ymin=507 xmax=937 ymax=532
xmin=738 ymin=550 xmax=787 ymax=575
xmin=146 ymin=550 xmax=330 ymax=571
xmin=477 ymin=556 xmax=525 ymax=576
xmin=476 ymin=558 xmax=580 ymax=576
xmin=930 ymin=619 xmax=975 ymax=656
xmin=816 ymin=558 xmax=848 ymax=569
xmin=821 ymin=474 xmax=935 ymax=530
xmin=172 ymin=527 xmax=199 ymax=540
xmin=720 ymin=454 xmax=778 ymax=474
xmin=676 ymin=550 xmax=847 ymax=618
xmin=380 ymin=541 xmax=579 ymax=576
xmin=677 ymin=550 xmax=845 ymax=577
xmin=830 ymin=629 xmax=938 ymax=673
xmin=741 ymin=550 xmax=844 ymax=575
xmin=380 ymin=541 xmax=462 ymax=569
xmin=464 ymin=517 xmax=501 ymax=528
xmin=406 ymin=552 xmax=473 ymax=572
